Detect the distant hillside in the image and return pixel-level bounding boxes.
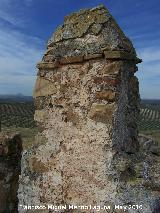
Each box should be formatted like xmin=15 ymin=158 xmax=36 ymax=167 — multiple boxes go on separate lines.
xmin=0 ymin=94 xmax=33 ymax=103
xmin=141 ymin=99 xmax=160 ymax=105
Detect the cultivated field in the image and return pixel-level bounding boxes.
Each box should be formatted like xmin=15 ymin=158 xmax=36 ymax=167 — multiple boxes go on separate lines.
xmin=0 ymin=99 xmax=160 ymax=148
xmin=0 ymin=101 xmax=36 ymax=149
xmin=139 ymin=101 xmax=160 ymax=131
xmin=0 ymin=101 xmax=35 ymax=128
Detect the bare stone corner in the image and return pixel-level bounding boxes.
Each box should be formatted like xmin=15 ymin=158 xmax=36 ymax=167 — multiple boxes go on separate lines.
xmin=18 ymin=4 xmax=160 ymax=213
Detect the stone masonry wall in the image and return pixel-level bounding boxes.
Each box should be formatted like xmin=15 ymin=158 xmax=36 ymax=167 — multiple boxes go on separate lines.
xmin=18 ymin=5 xmax=160 ymax=213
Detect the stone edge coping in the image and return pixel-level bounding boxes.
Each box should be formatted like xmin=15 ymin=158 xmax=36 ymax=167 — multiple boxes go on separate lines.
xmin=36 ymin=51 xmax=142 ymax=70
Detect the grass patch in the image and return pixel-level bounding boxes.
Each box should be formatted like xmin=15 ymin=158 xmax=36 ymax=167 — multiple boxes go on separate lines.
xmin=1 ymin=126 xmax=38 ymax=150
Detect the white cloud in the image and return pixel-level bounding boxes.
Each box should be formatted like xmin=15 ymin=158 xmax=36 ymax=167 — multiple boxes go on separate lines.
xmin=0 ymin=0 xmax=22 ymax=26
xmin=136 ymin=46 xmax=160 ymax=99
xmin=137 ymin=47 xmax=160 ymax=63
xmin=0 ymin=0 xmax=33 ymax=26
xmin=24 ymin=0 xmax=33 ymax=6
xmin=0 ymin=75 xmax=36 ymax=95
xmin=0 ymin=10 xmax=18 ymax=25
xmin=137 ymin=46 xmax=160 ymax=78
xmin=0 ymin=26 xmax=43 ymax=95
xmin=0 ymin=0 xmax=44 ymax=95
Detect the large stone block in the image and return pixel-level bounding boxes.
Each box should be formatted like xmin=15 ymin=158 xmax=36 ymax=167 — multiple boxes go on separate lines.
xmin=33 ymin=77 xmax=58 ymax=98
xmin=104 ymin=50 xmax=135 ymax=60
xmin=84 ymin=53 xmax=103 ymax=60
xmin=93 ymin=76 xmax=120 ymax=86
xmin=88 ymin=103 xmax=116 ymax=123
xmin=95 ymin=90 xmax=116 ymax=101
xmin=59 ymin=55 xmax=84 ymax=64
xmin=29 ymin=157 xmax=49 ymax=173
xmin=36 ymin=61 xmax=59 ymax=69
xmin=34 ymin=109 xmax=48 ymax=123
xmin=97 ymin=61 xmax=123 ymax=75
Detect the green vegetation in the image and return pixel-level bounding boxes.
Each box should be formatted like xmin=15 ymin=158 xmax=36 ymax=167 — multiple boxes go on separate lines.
xmin=138 ymin=100 xmax=160 ymax=144
xmin=138 ymin=103 xmax=160 ymax=131
xmin=0 ymin=102 xmax=35 ymax=128
xmin=0 ymin=101 xmax=36 ymax=149
xmin=2 ymin=127 xmax=38 ymax=149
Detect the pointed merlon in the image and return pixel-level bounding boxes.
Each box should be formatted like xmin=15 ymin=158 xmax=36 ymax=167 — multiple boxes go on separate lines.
xmin=45 ymin=4 xmax=139 ymax=62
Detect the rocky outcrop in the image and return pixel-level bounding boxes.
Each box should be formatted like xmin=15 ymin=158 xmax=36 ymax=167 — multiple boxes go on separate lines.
xmin=0 ymin=132 xmax=22 ymax=213
xmin=18 ymin=5 xmax=160 ymax=213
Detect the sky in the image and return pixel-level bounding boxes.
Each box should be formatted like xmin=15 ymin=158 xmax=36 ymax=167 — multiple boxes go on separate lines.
xmin=0 ymin=0 xmax=160 ymax=99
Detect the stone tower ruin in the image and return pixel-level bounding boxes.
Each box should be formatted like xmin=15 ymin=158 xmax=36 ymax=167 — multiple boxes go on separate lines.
xmin=18 ymin=5 xmax=160 ymax=213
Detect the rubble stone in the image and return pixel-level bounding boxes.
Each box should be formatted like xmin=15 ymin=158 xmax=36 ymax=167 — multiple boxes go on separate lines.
xmin=0 ymin=132 xmax=22 ymax=213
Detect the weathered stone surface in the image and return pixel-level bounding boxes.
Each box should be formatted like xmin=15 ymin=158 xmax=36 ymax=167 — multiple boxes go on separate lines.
xmin=34 ymin=96 xmax=52 ymax=110
xmin=59 ymin=55 xmax=83 ymax=64
xmin=36 ymin=61 xmax=59 ymax=69
xmin=52 ymin=5 xmax=110 ymax=42
xmin=104 ymin=50 xmax=136 ymax=60
xmin=0 ymin=132 xmax=22 ymax=213
xmin=63 ymin=109 xmax=80 ymax=125
xmin=88 ymin=103 xmax=115 ymax=123
xmin=97 ymin=61 xmax=123 ymax=75
xmin=84 ymin=53 xmax=103 ymax=60
xmin=111 ymin=62 xmax=140 ymax=154
xmin=43 ymin=55 xmax=54 ymax=62
xmin=34 ymin=109 xmax=48 ymax=123
xmin=29 ymin=157 xmax=49 ymax=173
xmin=95 ymin=90 xmax=116 ymax=101
xmin=93 ymin=76 xmax=120 ymax=86
xmin=33 ymin=77 xmax=58 ymax=97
